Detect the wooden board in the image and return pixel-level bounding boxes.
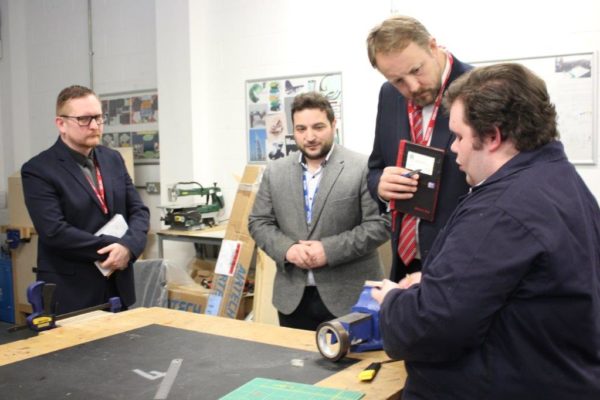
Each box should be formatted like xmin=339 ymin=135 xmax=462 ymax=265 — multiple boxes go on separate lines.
xmin=0 ymin=324 xmax=358 ymax=399
xmin=0 ymin=307 xmax=406 ymax=399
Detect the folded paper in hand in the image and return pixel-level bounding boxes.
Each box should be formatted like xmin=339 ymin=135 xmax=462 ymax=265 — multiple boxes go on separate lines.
xmin=94 ymin=213 xmax=128 ymax=277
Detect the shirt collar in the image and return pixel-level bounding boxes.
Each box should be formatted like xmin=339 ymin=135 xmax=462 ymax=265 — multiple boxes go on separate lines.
xmin=440 ymin=51 xmax=452 ymax=87
xmin=65 ymin=144 xmax=95 ymax=167
xmin=298 ymin=143 xmax=335 ymax=169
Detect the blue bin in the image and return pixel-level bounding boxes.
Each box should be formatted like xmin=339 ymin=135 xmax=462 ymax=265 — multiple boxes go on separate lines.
xmin=0 ymin=256 xmax=15 ymax=323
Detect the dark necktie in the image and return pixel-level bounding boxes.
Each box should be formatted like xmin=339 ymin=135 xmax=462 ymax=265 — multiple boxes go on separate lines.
xmin=83 ymin=158 xmax=98 ymax=188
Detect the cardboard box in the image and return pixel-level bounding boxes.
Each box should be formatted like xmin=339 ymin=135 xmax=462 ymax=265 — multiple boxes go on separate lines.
xmin=113 ymin=147 xmax=135 ymax=184
xmin=8 ymin=172 xmax=34 ymax=228
xmin=207 ymin=165 xmax=263 ymax=319
xmin=167 ymin=284 xmax=252 ymax=319
xmin=167 ymin=284 xmax=211 ymax=314
xmin=188 ymin=258 xmax=216 ymax=285
xmin=226 ymin=166 xmax=264 ymax=235
xmin=138 ymin=231 xmax=157 ymax=260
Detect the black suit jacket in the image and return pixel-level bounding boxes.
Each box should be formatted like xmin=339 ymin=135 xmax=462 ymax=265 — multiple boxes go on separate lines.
xmin=22 ymin=138 xmax=149 ymax=313
xmin=367 ymin=57 xmax=472 ymax=281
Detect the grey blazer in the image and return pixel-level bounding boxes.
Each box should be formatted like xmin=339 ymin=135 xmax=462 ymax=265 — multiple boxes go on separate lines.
xmin=248 ymin=145 xmax=390 ymax=316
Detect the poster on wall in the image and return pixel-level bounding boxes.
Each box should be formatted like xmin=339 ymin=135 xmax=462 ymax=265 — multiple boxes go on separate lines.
xmin=246 ymin=73 xmax=343 ymax=163
xmin=100 ymin=90 xmax=160 ymax=164
xmin=471 ymin=52 xmax=597 ymax=165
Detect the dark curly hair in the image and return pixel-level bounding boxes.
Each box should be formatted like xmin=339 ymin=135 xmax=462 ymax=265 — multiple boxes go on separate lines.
xmin=443 ymin=63 xmax=559 ymax=151
xmin=291 ymin=92 xmax=335 ymax=124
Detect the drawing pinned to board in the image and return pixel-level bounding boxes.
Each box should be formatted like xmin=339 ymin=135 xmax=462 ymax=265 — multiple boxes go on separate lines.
xmin=266 ymin=114 xmax=286 ymax=138
xmin=285 ymin=80 xmax=303 ymax=95
xmin=268 ymin=142 xmax=285 ymax=161
xmin=320 ymin=74 xmax=342 ymax=101
xmin=249 ymin=128 xmax=267 ymax=163
xmin=131 ymin=94 xmax=158 ymax=124
xmin=118 ymin=132 xmax=132 ymax=147
xmin=471 ymin=53 xmax=596 ymax=165
xmin=269 ymin=81 xmax=282 ymax=112
xmin=102 ymin=133 xmax=117 ymax=148
xmin=132 ymin=131 xmax=159 ymax=161
xmin=555 ymin=56 xmax=591 ymax=78
xmin=103 ymin=98 xmax=131 ymax=125
xmin=246 ymin=72 xmax=343 ymax=163
xmin=248 ymin=83 xmax=266 ymax=103
xmin=249 ymin=104 xmax=267 ymax=128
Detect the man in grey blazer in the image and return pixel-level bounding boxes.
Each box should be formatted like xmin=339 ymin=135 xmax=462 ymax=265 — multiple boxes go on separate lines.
xmin=248 ymin=92 xmax=389 ymax=330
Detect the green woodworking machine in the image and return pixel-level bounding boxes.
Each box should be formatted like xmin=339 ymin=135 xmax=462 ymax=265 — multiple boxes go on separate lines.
xmin=159 ymin=182 xmax=224 ymax=230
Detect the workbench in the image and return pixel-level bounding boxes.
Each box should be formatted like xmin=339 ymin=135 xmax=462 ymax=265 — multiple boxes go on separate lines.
xmin=0 ymin=307 xmax=406 ymax=399
xmin=156 ymin=224 xmax=226 ymax=258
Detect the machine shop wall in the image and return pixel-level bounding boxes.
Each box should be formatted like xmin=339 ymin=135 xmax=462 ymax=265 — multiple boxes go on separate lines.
xmin=175 ymin=0 xmax=600 ymax=223
xmin=1 ymin=0 xmax=600 ymax=256
xmin=179 ymin=0 xmax=600 ymax=210
xmin=0 ymin=0 xmax=162 ymax=237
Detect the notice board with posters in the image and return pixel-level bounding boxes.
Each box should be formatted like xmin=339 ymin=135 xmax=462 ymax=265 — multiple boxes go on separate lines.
xmin=471 ymin=52 xmax=597 ymax=165
xmin=100 ymin=90 xmax=160 ymax=165
xmin=245 ymin=73 xmax=343 ymax=163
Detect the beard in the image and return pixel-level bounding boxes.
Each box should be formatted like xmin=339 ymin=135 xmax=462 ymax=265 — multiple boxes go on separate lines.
xmin=300 ymin=140 xmax=333 ymax=160
xmin=411 ymin=83 xmax=442 ymax=107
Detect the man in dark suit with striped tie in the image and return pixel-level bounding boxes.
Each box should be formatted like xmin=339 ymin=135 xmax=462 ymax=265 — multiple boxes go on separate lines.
xmin=366 ymin=15 xmax=471 ymax=282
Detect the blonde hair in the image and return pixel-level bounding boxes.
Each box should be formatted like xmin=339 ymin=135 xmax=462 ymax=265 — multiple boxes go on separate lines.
xmin=56 ymin=85 xmax=98 ymax=115
xmin=366 ymin=15 xmax=432 ymax=68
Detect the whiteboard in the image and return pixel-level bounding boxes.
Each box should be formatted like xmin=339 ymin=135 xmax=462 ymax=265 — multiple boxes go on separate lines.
xmin=471 ymin=52 xmax=597 ymax=165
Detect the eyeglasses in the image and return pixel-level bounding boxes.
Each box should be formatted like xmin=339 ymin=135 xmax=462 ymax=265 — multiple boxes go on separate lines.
xmin=60 ymin=114 xmax=107 ymax=126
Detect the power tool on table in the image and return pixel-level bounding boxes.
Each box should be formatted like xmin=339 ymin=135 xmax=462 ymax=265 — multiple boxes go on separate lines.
xmin=8 ymin=281 xmax=122 ymax=333
xmin=159 ymin=182 xmax=224 ymax=230
xmin=316 ymin=280 xmax=383 ymax=362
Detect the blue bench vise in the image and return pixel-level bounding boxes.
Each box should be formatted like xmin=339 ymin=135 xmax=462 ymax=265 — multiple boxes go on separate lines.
xmin=316 ymin=281 xmax=382 ymax=361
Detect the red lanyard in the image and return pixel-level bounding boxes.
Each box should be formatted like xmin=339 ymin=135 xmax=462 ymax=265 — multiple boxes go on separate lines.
xmin=84 ymin=160 xmax=108 ymax=214
xmin=407 ymin=52 xmax=454 ymax=144
xmin=392 ymin=52 xmax=454 ymax=232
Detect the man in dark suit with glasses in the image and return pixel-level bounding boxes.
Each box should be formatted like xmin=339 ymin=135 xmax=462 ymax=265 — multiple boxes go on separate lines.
xmin=21 ymin=85 xmax=149 ymax=314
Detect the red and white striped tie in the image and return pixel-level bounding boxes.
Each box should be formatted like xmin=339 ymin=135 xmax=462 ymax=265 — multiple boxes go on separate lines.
xmin=398 ymin=106 xmax=424 ymax=266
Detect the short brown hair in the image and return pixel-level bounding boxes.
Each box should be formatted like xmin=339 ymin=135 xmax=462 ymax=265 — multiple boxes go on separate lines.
xmin=291 ymin=92 xmax=335 ymax=124
xmin=443 ymin=63 xmax=559 ymax=151
xmin=366 ymin=15 xmax=432 ymax=68
xmin=56 ymin=85 xmax=98 ymax=115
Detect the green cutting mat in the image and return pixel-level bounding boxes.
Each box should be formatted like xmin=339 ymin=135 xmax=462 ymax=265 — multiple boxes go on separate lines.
xmin=219 ymin=377 xmax=365 ymax=400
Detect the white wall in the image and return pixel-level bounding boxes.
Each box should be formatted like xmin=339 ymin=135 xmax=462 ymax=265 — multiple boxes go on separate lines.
xmin=0 ymin=0 xmax=90 ymax=224
xmin=0 ymin=0 xmax=163 ymax=234
xmin=168 ymin=0 xmax=600 ymax=211
xmin=181 ymin=1 xmax=390 ymax=209
xmin=90 ymin=0 xmax=162 ymax=235
xmin=1 ymin=0 xmax=600 ymax=238
xmin=398 ymin=1 xmax=600 ymax=193
xmin=4 ymin=0 xmax=90 ymax=159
